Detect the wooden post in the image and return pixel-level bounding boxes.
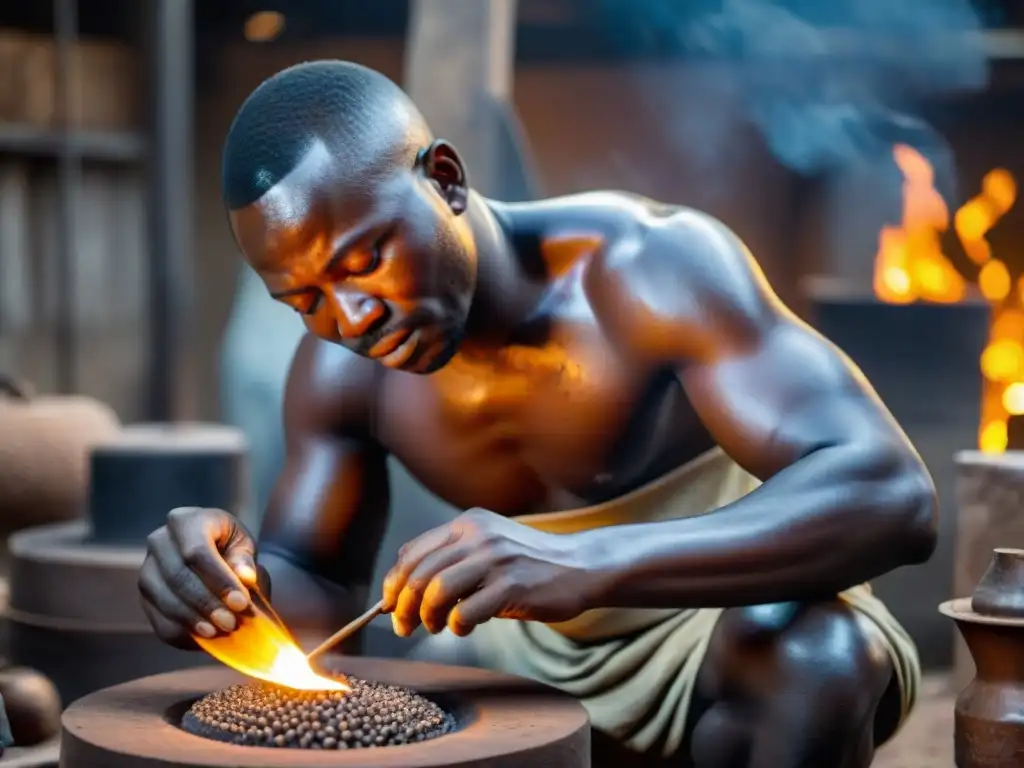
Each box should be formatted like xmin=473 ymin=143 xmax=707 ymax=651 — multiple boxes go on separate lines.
xmin=143 ymin=0 xmax=196 ymax=422
xmin=403 ymin=0 xmax=518 ymax=197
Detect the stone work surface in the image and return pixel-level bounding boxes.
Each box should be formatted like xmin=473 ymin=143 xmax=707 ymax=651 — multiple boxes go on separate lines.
xmin=873 ymin=674 xmax=954 ymax=768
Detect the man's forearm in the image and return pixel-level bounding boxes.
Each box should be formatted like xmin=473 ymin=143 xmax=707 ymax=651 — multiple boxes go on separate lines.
xmin=576 ymin=444 xmax=937 ymax=610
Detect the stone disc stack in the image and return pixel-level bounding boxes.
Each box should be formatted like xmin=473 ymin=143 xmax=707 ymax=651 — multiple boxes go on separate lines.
xmin=3 ymin=424 xmax=249 ymax=707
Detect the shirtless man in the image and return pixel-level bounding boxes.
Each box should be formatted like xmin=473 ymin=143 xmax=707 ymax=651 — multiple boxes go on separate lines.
xmin=139 ymin=61 xmax=936 ymax=768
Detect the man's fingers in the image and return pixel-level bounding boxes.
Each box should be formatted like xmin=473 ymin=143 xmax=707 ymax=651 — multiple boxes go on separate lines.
xmin=383 ymin=524 xmax=460 ymax=611
xmin=139 ymin=559 xmax=216 ymax=639
xmin=167 ymin=508 xmax=251 ymax=614
xmin=223 ymin=519 xmax=260 ymax=594
xmin=447 ymin=581 xmax=509 ymax=637
xmin=420 ymin=554 xmax=491 ymax=634
xmin=140 ymin=596 xmax=199 ymax=651
xmin=393 ymin=543 xmax=470 ymax=635
xmin=227 ymin=552 xmax=259 ymax=590
xmin=150 ymin=535 xmax=236 ymax=633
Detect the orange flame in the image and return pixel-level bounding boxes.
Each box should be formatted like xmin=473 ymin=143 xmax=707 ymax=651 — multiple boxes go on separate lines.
xmin=874 ymin=145 xmax=964 ymax=304
xmin=874 ymin=144 xmax=1018 ymax=454
xmin=194 ymin=597 xmax=349 ymax=692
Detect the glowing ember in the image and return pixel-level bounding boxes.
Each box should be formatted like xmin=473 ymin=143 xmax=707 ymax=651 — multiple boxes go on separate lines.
xmin=194 ymin=601 xmax=349 ymax=692
xmin=874 ymin=144 xmax=1019 ymax=454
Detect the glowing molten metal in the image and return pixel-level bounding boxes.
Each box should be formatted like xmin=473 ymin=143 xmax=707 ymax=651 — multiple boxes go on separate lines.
xmin=193 ymin=601 xmax=349 ymax=692
xmin=874 ymin=144 xmax=1019 ymax=454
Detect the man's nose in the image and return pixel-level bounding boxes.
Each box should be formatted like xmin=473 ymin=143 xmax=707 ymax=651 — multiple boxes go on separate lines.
xmin=326 ymin=286 xmax=385 ymax=338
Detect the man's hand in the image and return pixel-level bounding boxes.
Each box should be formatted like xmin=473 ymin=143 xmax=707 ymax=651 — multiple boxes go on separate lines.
xmin=382 ymin=509 xmax=592 ymax=637
xmin=139 ymin=507 xmax=262 ymax=649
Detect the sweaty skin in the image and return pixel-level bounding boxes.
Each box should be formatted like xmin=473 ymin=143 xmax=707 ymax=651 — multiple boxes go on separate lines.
xmin=140 ymin=137 xmax=936 ymax=767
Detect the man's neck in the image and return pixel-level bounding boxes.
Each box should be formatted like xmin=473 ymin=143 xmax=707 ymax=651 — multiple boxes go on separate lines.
xmin=461 ymin=194 xmax=545 ymax=350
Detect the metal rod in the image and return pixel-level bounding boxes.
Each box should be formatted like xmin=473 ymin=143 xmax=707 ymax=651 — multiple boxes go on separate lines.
xmin=144 ymin=0 xmax=195 ymax=421
xmin=306 ymin=600 xmax=386 ymax=662
xmin=53 ymin=0 xmax=79 ymax=393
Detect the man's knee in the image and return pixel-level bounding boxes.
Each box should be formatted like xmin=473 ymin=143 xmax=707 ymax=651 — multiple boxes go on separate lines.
xmin=700 ymin=601 xmax=893 ymax=712
xmin=689 ymin=601 xmax=895 ymax=767
xmin=714 ymin=602 xmax=804 ymax=643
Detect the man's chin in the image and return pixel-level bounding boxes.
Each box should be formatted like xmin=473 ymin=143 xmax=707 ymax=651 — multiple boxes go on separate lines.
xmin=412 ymin=333 xmax=461 ymax=375
xmin=353 ymin=325 xmax=463 ymax=375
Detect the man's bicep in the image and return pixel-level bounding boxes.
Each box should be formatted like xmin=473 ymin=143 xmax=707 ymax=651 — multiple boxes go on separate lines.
xmin=590 ymin=211 xmax=903 ymax=481
xmin=256 ymin=433 xmax=390 ymax=634
xmin=259 ymin=334 xmax=391 ymax=585
xmin=680 ymin=319 xmax=898 ymax=481
xmin=260 ymin=432 xmax=390 ymax=583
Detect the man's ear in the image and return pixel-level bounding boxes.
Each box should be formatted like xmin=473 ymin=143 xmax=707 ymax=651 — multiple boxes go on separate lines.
xmin=417 ymin=140 xmax=468 ymax=215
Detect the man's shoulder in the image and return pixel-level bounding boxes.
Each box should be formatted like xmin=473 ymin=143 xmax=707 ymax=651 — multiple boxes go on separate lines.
xmin=592 ymin=205 xmax=755 ymax=290
xmin=582 ymin=206 xmax=777 ymax=362
xmin=509 ymin=189 xmax=676 ymax=223
xmin=523 ymin=192 xmax=758 ymax=289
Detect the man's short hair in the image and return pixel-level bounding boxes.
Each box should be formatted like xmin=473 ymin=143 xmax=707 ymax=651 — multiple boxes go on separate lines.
xmin=222 ymin=60 xmax=430 ymax=210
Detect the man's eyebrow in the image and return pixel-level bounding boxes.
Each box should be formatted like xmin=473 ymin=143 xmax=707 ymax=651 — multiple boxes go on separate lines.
xmin=269 ymin=286 xmax=315 ymax=300
xmin=267 ymin=246 xmax=348 ymax=299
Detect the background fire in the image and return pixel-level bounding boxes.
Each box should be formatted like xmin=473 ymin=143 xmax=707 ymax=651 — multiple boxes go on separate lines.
xmin=875 ymin=144 xmax=1019 ymax=454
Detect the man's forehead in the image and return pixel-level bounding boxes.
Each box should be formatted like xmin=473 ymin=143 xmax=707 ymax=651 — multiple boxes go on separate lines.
xmin=229 ymin=145 xmax=383 ymax=270
xmin=255 ymin=141 xmax=382 ymax=224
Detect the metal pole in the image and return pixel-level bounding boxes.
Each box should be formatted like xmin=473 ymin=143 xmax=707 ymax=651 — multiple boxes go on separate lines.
xmin=53 ymin=0 xmax=79 ymax=393
xmin=144 ymin=0 xmax=195 ymax=421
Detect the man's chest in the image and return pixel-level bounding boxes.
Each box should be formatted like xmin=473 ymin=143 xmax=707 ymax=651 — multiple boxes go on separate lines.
xmin=376 ymin=330 xmax=650 ymax=513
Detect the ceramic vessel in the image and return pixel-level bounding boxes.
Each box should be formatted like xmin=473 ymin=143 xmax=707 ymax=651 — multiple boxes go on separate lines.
xmin=941 ymin=548 xmax=1024 ymax=767
xmin=0 ymin=373 xmax=120 ymax=532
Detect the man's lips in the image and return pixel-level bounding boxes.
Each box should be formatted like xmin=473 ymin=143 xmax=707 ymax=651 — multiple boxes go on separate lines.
xmin=368 ymin=329 xmax=412 ymax=359
xmin=378 ymin=329 xmax=421 ymax=369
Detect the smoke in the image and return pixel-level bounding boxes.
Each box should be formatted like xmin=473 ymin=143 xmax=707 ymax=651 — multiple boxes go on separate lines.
xmin=598 ymin=0 xmax=990 ymax=180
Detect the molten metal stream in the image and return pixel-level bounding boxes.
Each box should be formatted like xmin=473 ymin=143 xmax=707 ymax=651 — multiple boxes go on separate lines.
xmin=193 ymin=597 xmax=349 ymax=692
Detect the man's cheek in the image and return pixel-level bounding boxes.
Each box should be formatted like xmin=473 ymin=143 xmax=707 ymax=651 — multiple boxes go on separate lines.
xmin=305 ymin=311 xmax=341 ymax=343
xmin=376 ymin=251 xmax=427 ymax=301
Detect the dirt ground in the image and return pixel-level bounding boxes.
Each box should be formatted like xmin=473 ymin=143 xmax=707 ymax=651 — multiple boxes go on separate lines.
xmin=873 ymin=674 xmax=954 ymax=767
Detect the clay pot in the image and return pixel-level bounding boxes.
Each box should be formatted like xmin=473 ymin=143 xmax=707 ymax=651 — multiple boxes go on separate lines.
xmin=942 ymin=548 xmax=1024 ymax=767
xmin=0 ymin=667 xmax=61 ymax=746
xmin=0 ymin=375 xmax=121 ymax=533
xmin=972 ymin=549 xmax=1024 ymax=619
xmin=951 ymin=618 xmax=1024 ymax=767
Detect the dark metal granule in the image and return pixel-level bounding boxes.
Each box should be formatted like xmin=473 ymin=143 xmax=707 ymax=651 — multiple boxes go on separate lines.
xmin=181 ymin=677 xmax=456 ymax=749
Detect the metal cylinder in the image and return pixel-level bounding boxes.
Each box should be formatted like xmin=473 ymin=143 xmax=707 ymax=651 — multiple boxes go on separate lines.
xmin=88 ymin=424 xmax=248 ymax=545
